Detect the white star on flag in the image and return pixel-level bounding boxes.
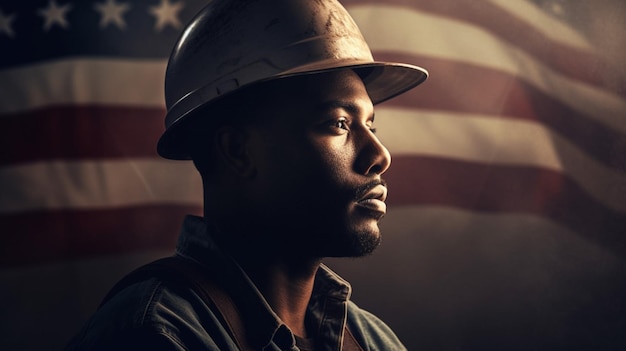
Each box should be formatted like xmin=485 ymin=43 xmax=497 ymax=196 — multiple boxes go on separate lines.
xmin=149 ymin=0 xmax=184 ymax=32
xmin=37 ymin=0 xmax=72 ymax=31
xmin=94 ymin=0 xmax=131 ymax=30
xmin=0 ymin=9 xmax=16 ymax=38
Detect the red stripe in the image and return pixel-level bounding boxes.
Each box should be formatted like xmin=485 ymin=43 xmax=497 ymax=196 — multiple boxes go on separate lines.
xmin=345 ymin=0 xmax=625 ymax=94
xmin=385 ymin=156 xmax=626 ymax=256
xmin=2 ymin=156 xmax=624 ymax=266
xmin=377 ymin=53 xmax=626 ymax=171
xmin=1 ymin=105 xmax=165 ymax=165
xmin=0 ymin=204 xmax=202 ymax=267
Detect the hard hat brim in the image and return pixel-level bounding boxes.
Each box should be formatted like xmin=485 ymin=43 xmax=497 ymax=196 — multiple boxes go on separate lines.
xmin=157 ymin=61 xmax=428 ymax=160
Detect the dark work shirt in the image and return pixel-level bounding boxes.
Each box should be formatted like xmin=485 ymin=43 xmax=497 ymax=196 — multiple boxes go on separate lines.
xmin=66 ymin=215 xmax=407 ymax=350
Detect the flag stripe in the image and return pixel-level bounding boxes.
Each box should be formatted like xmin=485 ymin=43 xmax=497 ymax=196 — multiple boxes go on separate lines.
xmin=350 ymin=7 xmax=626 ymax=127
xmin=374 ymin=52 xmax=626 ymax=137
xmin=2 ymin=184 xmax=624 ymax=267
xmin=0 ymin=159 xmax=202 ymax=213
xmin=2 ymin=153 xmax=623 ymax=217
xmin=484 ymin=0 xmax=591 ymax=48
xmin=0 ymin=204 xmax=201 ymax=267
xmin=0 ymin=207 xmax=578 ymax=294
xmin=3 ymin=10 xmax=624 ymax=124
xmin=385 ymin=157 xmax=626 ymax=255
xmin=379 ymin=54 xmax=626 ymax=171
xmin=3 ymin=108 xmax=625 ymax=214
xmin=346 ymin=0 xmax=591 ymax=49
xmin=2 ymin=101 xmax=618 ymax=171
xmin=381 ymin=205 xmax=578 ymax=240
xmin=0 ymin=59 xmax=166 ymax=114
xmin=1 ymin=105 xmax=164 ymax=165
xmin=3 ymin=52 xmax=624 ymax=173
xmin=378 ymin=108 xmax=626 ymax=213
xmin=3 ymin=55 xmax=625 ymax=172
xmin=2 ymin=156 xmax=624 ymax=266
xmin=345 ymin=1 xmax=624 ymax=94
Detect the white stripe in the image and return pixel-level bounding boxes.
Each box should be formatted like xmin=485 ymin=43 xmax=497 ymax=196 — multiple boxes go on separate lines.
xmin=0 ymin=58 xmax=167 ymax=114
xmin=376 ymin=107 xmax=626 ymax=213
xmin=347 ymin=5 xmax=626 ymax=134
xmin=485 ymin=0 xmax=591 ymax=49
xmin=378 ymin=108 xmax=563 ymax=168
xmin=0 ymin=158 xmax=202 ymax=213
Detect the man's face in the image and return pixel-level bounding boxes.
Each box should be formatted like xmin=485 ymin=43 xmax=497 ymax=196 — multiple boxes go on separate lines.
xmin=245 ymin=69 xmax=391 ymax=258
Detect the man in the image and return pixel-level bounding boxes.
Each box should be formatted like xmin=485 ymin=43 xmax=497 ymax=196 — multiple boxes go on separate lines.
xmin=67 ymin=0 xmax=427 ymax=349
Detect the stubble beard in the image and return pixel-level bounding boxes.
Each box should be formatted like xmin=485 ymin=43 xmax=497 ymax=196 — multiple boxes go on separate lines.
xmin=333 ymin=226 xmax=382 ymax=257
xmin=265 ymin=215 xmax=382 ymax=259
xmin=306 ymin=221 xmax=382 ymax=258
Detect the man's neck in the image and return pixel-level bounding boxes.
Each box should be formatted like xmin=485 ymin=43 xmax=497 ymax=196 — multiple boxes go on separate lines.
xmin=207 ymin=216 xmax=322 ymax=337
xmin=234 ymin=251 xmax=321 ymax=338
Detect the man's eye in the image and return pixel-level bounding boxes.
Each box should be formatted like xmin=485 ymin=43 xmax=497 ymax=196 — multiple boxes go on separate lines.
xmin=334 ymin=118 xmax=348 ymax=130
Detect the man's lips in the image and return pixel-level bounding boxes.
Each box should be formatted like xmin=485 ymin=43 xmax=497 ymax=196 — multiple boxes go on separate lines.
xmin=355 ymin=184 xmax=387 ymax=215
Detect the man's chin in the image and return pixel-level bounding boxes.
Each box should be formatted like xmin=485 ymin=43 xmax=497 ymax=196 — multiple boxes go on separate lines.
xmin=271 ymin=217 xmax=383 ymax=258
xmin=350 ymin=229 xmax=382 ymax=257
xmin=323 ymin=226 xmax=382 ymax=258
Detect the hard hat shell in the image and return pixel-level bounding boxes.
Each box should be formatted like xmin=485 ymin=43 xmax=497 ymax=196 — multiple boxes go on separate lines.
xmin=158 ymin=0 xmax=428 ymax=160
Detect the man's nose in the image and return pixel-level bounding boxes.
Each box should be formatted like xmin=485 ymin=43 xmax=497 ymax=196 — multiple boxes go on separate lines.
xmin=356 ymin=129 xmax=392 ymax=176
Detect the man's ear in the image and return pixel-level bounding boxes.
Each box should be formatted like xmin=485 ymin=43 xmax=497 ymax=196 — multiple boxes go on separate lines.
xmin=215 ymin=126 xmax=256 ymax=178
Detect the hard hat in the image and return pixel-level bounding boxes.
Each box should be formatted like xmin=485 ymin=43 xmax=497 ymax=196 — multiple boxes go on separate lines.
xmin=157 ymin=0 xmax=428 ymax=160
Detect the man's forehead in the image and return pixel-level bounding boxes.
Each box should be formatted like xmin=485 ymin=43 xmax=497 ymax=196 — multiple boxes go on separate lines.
xmin=314 ymin=99 xmax=375 ymax=120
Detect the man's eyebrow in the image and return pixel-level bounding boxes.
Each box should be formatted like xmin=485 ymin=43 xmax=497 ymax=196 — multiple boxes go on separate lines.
xmin=315 ymin=100 xmax=375 ymax=121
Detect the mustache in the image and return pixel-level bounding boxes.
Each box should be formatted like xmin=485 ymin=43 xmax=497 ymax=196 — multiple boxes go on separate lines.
xmin=354 ymin=178 xmax=387 ymax=200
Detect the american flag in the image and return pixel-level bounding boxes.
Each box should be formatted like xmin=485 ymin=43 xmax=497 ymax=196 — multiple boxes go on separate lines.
xmin=1 ymin=0 xmax=625 ymax=350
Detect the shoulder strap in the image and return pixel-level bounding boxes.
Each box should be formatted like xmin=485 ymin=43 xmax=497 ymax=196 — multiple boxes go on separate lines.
xmin=101 ymin=256 xmax=365 ymax=351
xmin=342 ymin=328 xmax=365 ymax=351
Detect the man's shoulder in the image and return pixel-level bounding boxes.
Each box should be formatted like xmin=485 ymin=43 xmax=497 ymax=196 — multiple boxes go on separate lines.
xmin=66 ymin=271 xmax=227 ymax=350
xmin=65 ymin=277 xmax=180 ymax=349
xmin=100 ymin=275 xmax=196 ymax=328
xmin=346 ymin=300 xmax=408 ymax=350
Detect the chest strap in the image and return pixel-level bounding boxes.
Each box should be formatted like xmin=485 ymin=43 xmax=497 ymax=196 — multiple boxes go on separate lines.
xmin=100 ymin=256 xmax=364 ymax=351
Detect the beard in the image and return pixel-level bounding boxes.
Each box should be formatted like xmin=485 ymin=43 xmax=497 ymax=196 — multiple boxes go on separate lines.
xmin=321 ymin=179 xmax=387 ymax=257
xmin=223 ymin=178 xmax=387 ymax=260
xmin=270 ymin=179 xmax=387 ymax=258
xmin=263 ymin=206 xmax=383 ymax=259
xmin=322 ymin=226 xmax=382 ymax=258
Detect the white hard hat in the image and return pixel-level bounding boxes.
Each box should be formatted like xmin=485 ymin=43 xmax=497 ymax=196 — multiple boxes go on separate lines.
xmin=158 ymin=0 xmax=428 ymax=160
